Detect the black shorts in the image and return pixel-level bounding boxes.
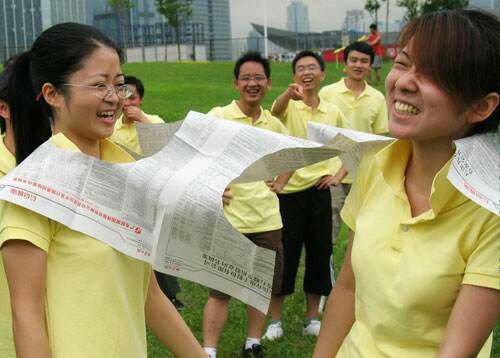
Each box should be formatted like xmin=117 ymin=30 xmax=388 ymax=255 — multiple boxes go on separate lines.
xmin=277 ymin=186 xmax=333 ymax=296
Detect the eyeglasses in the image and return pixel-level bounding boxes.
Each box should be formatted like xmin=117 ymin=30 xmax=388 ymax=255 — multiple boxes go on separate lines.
xmin=238 ymin=75 xmax=267 ymax=82
xmin=63 ymin=83 xmax=132 ymax=99
xmin=295 ymin=64 xmax=321 ymax=74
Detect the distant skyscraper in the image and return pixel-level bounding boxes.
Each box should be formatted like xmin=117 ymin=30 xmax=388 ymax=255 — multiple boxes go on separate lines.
xmin=0 ymin=0 xmax=91 ymax=61
xmin=286 ymin=0 xmax=310 ymax=33
xmin=343 ymin=9 xmax=367 ymax=33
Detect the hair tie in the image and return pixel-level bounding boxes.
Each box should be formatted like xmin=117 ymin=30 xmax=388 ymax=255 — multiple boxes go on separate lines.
xmin=35 ymin=92 xmax=43 ymax=101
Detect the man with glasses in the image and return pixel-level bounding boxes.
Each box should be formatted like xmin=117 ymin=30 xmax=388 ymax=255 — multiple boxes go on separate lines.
xmin=202 ymin=52 xmax=292 ymax=358
xmin=263 ymin=51 xmax=346 ymax=341
xmin=110 ymin=75 xmax=164 ymax=155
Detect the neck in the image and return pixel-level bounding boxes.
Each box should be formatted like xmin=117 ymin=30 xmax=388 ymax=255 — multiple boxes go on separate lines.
xmin=344 ymin=77 xmax=366 ymax=92
xmin=302 ymin=89 xmax=320 ymax=109
xmin=3 ymin=120 xmax=15 ymax=155
xmin=406 ymin=139 xmax=454 ymax=193
xmin=52 ymin=125 xmax=101 ymax=159
xmin=236 ymin=100 xmax=261 ymax=122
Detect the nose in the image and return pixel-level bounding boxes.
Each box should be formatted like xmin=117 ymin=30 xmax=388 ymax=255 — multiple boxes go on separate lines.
xmin=392 ymin=66 xmax=418 ymax=94
xmin=105 ymin=89 xmax=120 ymax=104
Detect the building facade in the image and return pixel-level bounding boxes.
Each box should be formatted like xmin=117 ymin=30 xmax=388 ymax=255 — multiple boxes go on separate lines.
xmin=286 ymin=0 xmax=309 ymax=33
xmin=1 ymin=0 xmax=231 ymax=63
xmin=0 ymin=0 xmax=91 ymax=61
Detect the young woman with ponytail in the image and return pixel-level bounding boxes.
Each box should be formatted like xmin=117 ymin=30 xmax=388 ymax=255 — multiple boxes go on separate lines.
xmin=0 ymin=23 xmax=205 ymax=358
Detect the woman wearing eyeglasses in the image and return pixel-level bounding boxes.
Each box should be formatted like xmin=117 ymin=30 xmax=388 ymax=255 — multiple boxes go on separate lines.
xmin=313 ymin=10 xmax=499 ymax=358
xmin=0 ymin=23 xmax=205 ymax=358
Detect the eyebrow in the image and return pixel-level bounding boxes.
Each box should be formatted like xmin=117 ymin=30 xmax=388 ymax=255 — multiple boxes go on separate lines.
xmin=87 ymin=73 xmax=125 ymax=80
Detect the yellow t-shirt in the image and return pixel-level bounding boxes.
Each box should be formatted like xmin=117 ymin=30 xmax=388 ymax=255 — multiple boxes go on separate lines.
xmin=339 ymin=140 xmax=498 ymax=358
xmin=208 ymin=100 xmax=287 ymax=233
xmin=272 ymin=98 xmax=345 ymax=193
xmin=319 ymin=78 xmax=388 ymax=134
xmin=0 ymin=136 xmax=16 ymax=358
xmin=110 ymin=111 xmax=164 ymax=154
xmin=0 ymin=133 xmax=151 ymax=358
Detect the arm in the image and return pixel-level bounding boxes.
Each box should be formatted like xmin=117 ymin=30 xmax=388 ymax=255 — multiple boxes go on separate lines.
xmin=315 ymin=165 xmax=348 ymax=190
xmin=145 ymin=273 xmax=206 ymax=357
xmin=437 ymin=284 xmax=499 ymax=358
xmin=271 ymin=84 xmax=303 ymax=117
xmin=313 ymin=230 xmax=356 ymax=357
xmin=266 ymin=171 xmax=294 ymax=193
xmin=2 ymin=240 xmax=51 ymax=358
xmin=123 ymin=106 xmax=151 ymax=124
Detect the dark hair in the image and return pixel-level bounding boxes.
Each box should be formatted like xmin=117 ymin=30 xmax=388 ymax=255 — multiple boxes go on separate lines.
xmin=292 ymin=50 xmax=325 ymax=74
xmin=344 ymin=42 xmax=375 ymax=65
xmin=124 ymin=75 xmax=145 ymax=99
xmin=370 ymin=23 xmax=378 ymax=30
xmin=399 ymin=10 xmax=499 ymax=134
xmin=234 ymin=51 xmax=271 ymax=79
xmin=0 ymin=56 xmax=19 ymax=133
xmin=7 ymin=22 xmax=123 ymax=164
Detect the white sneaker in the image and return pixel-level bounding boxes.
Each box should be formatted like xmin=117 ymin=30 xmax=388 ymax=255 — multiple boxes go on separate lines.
xmin=303 ymin=319 xmax=321 ymax=336
xmin=262 ymin=321 xmax=283 ymax=341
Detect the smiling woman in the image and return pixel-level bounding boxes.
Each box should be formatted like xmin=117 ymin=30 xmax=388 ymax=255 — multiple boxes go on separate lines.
xmin=0 ymin=22 xmax=205 ymax=358
xmin=314 ymin=9 xmax=499 ymax=358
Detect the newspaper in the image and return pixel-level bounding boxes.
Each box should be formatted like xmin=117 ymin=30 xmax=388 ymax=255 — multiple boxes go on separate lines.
xmin=136 ymin=120 xmax=183 ymax=157
xmin=307 ymin=122 xmax=394 ymax=176
xmin=447 ymin=134 xmax=500 ymax=216
xmin=0 ymin=111 xmax=389 ymax=312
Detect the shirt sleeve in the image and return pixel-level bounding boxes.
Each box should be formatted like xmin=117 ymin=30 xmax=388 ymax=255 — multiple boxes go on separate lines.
xmin=372 ymin=95 xmax=389 ymax=134
xmin=340 ymin=152 xmax=373 ymax=232
xmin=270 ymin=99 xmax=290 ymax=123
xmin=462 ymin=218 xmax=500 ymax=290
xmin=0 ymin=202 xmax=53 ymax=252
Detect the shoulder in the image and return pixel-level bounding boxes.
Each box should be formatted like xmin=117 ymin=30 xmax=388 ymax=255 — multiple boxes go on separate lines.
xmin=207 ymin=103 xmax=232 ymax=118
xmin=366 ymin=85 xmax=386 ymax=100
xmin=263 ymin=110 xmax=288 ymax=134
xmin=144 ymin=113 xmax=164 ymax=124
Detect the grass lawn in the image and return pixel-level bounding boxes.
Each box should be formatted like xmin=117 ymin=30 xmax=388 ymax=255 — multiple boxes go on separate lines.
xmin=121 ymin=61 xmax=499 ymax=357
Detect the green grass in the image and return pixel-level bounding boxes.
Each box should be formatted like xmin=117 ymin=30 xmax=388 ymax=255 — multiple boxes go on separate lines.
xmin=122 ymin=60 xmax=498 ymax=357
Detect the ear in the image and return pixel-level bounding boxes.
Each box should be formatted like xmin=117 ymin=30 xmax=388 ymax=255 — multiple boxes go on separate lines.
xmin=466 ymin=92 xmax=499 ymax=125
xmin=319 ymin=71 xmax=326 ymax=82
xmin=266 ymin=78 xmax=272 ymax=89
xmin=233 ymin=78 xmax=239 ymax=90
xmin=0 ymin=100 xmax=9 ymax=120
xmin=41 ymin=83 xmax=64 ymax=108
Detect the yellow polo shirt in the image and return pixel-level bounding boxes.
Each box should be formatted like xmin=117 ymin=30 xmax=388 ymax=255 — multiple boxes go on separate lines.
xmin=110 ymin=111 xmax=164 ymax=154
xmin=0 ymin=133 xmax=151 ymax=358
xmin=338 ymin=140 xmax=498 ymax=358
xmin=0 ymin=137 xmax=16 ymax=358
xmin=272 ymin=98 xmax=345 ymax=193
xmin=319 ymin=78 xmax=388 ymax=134
xmin=208 ymin=100 xmax=286 ymax=233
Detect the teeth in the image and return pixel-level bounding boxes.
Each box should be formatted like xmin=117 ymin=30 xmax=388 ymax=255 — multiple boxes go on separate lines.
xmin=395 ymin=101 xmax=420 ymax=115
xmin=97 ymin=111 xmax=114 ymax=117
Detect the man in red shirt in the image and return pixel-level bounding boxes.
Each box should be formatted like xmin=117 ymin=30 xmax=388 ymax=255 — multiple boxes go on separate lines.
xmin=368 ymin=23 xmax=384 ymax=85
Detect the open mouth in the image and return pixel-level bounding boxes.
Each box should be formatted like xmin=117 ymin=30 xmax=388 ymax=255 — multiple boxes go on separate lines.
xmin=97 ymin=110 xmax=116 ymax=122
xmin=394 ymin=101 xmax=420 ymax=115
xmin=302 ymin=78 xmax=314 ymax=84
xmin=246 ymin=88 xmax=260 ymax=96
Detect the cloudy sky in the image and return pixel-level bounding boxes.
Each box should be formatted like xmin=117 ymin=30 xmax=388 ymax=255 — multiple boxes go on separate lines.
xmin=229 ymin=0 xmax=406 ymax=38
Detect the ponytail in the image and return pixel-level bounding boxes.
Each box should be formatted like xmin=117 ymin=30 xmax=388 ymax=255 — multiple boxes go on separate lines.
xmin=7 ymin=52 xmax=52 ymax=164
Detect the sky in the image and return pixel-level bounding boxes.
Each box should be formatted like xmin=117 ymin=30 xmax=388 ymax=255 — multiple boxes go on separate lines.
xmin=229 ymin=0 xmax=407 ymax=38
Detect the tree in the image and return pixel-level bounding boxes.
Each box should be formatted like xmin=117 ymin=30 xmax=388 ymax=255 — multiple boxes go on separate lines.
xmin=108 ymin=0 xmax=134 ymax=54
xmin=365 ymin=0 xmax=382 ymax=24
xmin=397 ymin=0 xmax=420 ymax=20
xmin=155 ymin=0 xmax=193 ymax=62
xmin=421 ymin=0 xmax=469 ymax=13
xmin=398 ymin=0 xmax=469 ymax=20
